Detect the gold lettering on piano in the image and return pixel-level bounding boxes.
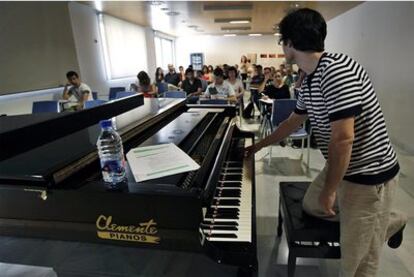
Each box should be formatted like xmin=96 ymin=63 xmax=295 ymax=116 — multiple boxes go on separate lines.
xmin=96 ymin=215 xmax=160 ymax=244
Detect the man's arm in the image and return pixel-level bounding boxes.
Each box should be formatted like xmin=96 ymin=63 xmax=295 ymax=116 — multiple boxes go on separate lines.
xmin=319 ymin=117 xmax=355 ymax=216
xmin=62 ymin=85 xmax=71 ymax=100
xmin=78 ymin=91 xmax=90 ymax=108
xmin=245 ymin=112 xmax=308 ymax=156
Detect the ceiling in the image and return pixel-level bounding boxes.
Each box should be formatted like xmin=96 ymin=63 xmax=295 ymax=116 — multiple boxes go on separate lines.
xmin=85 ymin=1 xmax=362 ymax=36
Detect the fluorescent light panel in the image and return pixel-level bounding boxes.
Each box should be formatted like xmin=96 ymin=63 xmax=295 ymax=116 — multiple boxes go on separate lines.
xmin=224 ymin=34 xmax=237 ymax=37
xmin=249 ymin=33 xmax=262 ymax=36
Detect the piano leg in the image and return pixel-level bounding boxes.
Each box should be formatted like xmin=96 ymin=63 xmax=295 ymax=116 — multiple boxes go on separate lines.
xmin=288 ymin=252 xmax=297 ymax=277
xmin=277 ymin=197 xmax=283 ymax=237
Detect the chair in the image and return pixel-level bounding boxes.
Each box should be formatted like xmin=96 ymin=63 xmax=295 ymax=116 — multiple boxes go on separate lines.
xmin=164 ymin=91 xmax=186 ymax=98
xmin=32 ymin=101 xmax=60 ymax=113
xmin=199 ymin=99 xmax=228 ymax=104
xmin=115 ymin=91 xmax=135 ymax=99
xmin=269 ymin=99 xmax=311 ymax=171
xmin=92 ymin=91 xmax=98 ymax=100
xmin=84 ymin=100 xmax=107 ymax=109
xmin=156 ymin=82 xmax=168 ymax=95
xmin=109 ymin=87 xmax=126 ymax=100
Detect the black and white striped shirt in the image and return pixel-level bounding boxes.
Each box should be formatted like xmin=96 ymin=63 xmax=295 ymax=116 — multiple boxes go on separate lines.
xmin=295 ymin=52 xmax=399 ymax=185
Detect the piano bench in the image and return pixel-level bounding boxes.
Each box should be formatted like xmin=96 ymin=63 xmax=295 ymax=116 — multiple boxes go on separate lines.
xmin=277 ymin=182 xmax=341 ymax=277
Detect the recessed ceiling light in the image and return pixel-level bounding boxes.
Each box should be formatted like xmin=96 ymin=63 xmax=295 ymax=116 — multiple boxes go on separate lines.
xmin=149 ymin=1 xmax=164 ymax=6
xmin=161 ymin=7 xmax=169 ymax=11
xmin=249 ymin=33 xmax=262 ymax=36
xmin=224 ymin=34 xmax=237 ymax=37
xmin=295 ymin=3 xmax=300 ymax=8
xmin=166 ymin=11 xmax=180 ymax=16
xmin=229 ymin=20 xmax=250 ymax=24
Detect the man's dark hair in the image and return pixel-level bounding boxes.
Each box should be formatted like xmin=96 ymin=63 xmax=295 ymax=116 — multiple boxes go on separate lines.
xmin=279 ymin=8 xmax=327 ymax=52
xmin=228 ymin=66 xmax=238 ymax=77
xmin=66 ymin=71 xmax=79 ymax=79
xmin=264 ymin=67 xmax=271 ymax=72
xmin=256 ymin=65 xmax=263 ymax=70
xmin=185 ymin=68 xmax=194 ymax=75
xmin=213 ymin=67 xmax=224 ymax=77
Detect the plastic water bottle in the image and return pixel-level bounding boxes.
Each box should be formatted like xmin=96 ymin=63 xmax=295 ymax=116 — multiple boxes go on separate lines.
xmin=97 ymin=119 xmax=126 ymax=188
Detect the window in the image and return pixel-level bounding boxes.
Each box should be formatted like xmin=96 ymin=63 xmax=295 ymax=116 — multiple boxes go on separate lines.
xmin=99 ymin=14 xmax=147 ymax=80
xmin=154 ymin=35 xmax=174 ymax=69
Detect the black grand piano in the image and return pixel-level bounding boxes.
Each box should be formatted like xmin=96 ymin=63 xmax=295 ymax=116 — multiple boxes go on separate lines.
xmin=0 ymin=94 xmax=257 ymax=276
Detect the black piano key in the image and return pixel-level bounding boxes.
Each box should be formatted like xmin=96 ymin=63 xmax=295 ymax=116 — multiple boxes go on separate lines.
xmin=220 ymin=174 xmax=242 ymax=181
xmin=207 ymin=213 xmax=239 ymax=220
xmin=205 ymin=226 xmax=238 ymax=231
xmin=206 ymin=209 xmax=239 ymax=216
xmin=215 ymin=189 xmax=241 ymax=197
xmin=208 ymin=233 xmax=238 ymax=239
xmin=221 ymin=168 xmax=243 ymax=174
xmin=212 ymin=208 xmax=240 ymax=214
xmin=219 ymin=182 xmax=242 ymax=188
xmin=212 ymin=199 xmax=240 ymax=206
xmin=200 ymin=220 xmax=239 ymax=226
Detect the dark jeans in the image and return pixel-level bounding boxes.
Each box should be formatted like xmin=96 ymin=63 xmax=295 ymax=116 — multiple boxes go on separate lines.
xmin=250 ymin=89 xmax=261 ymax=111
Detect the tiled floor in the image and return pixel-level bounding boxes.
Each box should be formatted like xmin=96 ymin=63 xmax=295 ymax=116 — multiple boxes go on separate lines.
xmin=0 ymin=115 xmax=413 ymax=277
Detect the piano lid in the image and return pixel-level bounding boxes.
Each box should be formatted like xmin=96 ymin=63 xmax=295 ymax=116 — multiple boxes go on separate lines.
xmin=0 ymin=94 xmax=144 ymax=161
xmin=0 ymin=98 xmax=185 ymax=184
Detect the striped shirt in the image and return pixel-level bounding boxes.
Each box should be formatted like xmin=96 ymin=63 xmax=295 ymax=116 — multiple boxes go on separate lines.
xmin=295 ymin=52 xmax=399 ymax=185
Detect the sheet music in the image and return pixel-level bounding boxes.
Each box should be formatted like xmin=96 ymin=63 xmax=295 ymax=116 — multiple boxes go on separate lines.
xmin=126 ymin=143 xmax=200 ymax=182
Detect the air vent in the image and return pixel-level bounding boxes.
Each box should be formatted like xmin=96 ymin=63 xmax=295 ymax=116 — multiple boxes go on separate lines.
xmin=166 ymin=11 xmax=180 ymax=16
xmin=221 ymin=26 xmax=251 ymax=31
xmin=203 ymin=4 xmax=253 ymax=11
xmin=214 ymin=17 xmax=251 ymax=24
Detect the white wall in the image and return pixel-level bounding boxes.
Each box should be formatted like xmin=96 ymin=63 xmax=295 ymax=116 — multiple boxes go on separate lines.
xmin=325 ymin=1 xmax=414 ymax=153
xmin=175 ymin=35 xmax=285 ymax=68
xmin=0 ymin=2 xmax=157 ymax=116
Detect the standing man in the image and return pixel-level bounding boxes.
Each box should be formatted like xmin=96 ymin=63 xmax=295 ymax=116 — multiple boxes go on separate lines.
xmin=62 ymin=71 xmax=92 ymax=110
xmin=245 ymin=8 xmax=406 ymax=277
xmin=164 ymin=64 xmax=181 ymax=87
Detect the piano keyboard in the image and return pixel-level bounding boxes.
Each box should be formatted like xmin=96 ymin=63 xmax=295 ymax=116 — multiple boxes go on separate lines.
xmin=200 ymin=139 xmax=253 ymax=242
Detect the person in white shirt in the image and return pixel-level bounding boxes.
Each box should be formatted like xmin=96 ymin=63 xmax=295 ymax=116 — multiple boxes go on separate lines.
xmin=62 ymin=71 xmax=92 ymax=110
xmin=226 ymin=66 xmax=244 ymax=105
xmin=204 ymin=67 xmax=236 ymax=103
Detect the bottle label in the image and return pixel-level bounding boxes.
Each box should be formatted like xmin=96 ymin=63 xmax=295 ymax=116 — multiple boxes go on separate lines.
xmin=101 ymin=159 xmax=125 ymax=180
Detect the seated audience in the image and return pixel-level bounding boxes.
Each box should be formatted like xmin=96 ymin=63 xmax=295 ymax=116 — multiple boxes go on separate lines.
xmin=164 ymin=64 xmax=180 ymax=87
xmin=249 ymin=65 xmax=265 ymax=111
xmin=181 ymin=68 xmax=202 ymax=97
xmin=283 ymin=67 xmax=294 ymax=87
xmin=197 ymin=70 xmax=208 ymax=91
xmin=226 ymin=66 xmax=244 ymax=106
xmin=178 ymin=65 xmax=185 ymax=82
xmin=261 ymin=71 xmax=290 ymax=100
xmin=154 ymin=67 xmax=164 ymax=84
xmin=258 ymin=67 xmax=273 ymax=93
xmin=204 ymin=67 xmax=236 ymax=103
xmin=132 ymin=71 xmax=157 ymax=98
xmin=208 ymin=65 xmax=214 ymax=81
xmin=202 ymin=65 xmax=210 ymax=81
xmin=62 ymin=71 xmax=92 ymax=109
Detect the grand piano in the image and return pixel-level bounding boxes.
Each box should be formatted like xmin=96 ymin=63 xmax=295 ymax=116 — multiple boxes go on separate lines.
xmin=0 ymin=94 xmax=257 ymax=276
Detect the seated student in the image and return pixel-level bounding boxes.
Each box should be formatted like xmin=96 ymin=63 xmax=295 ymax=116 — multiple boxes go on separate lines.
xmin=164 ymin=64 xmax=181 ymax=87
xmin=196 ymin=70 xmax=208 ymax=91
xmin=181 ymin=68 xmax=202 ymax=96
xmin=178 ymin=66 xmax=185 ymax=82
xmin=261 ymin=72 xmax=290 ymax=100
xmin=226 ymin=66 xmax=244 ymax=107
xmin=63 ymin=71 xmax=92 ymax=110
xmin=204 ymin=67 xmax=236 ymax=103
xmin=131 ymin=71 xmax=157 ymax=98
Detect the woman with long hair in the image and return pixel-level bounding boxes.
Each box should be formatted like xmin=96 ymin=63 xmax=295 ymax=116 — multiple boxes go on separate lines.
xmin=202 ymin=65 xmax=210 ymax=81
xmin=135 ymin=71 xmax=157 ymax=98
xmin=154 ymin=67 xmax=164 ymax=84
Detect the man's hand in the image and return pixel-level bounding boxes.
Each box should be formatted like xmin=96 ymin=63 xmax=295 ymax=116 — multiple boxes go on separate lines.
xmin=244 ymin=144 xmax=261 ymax=158
xmin=319 ymin=189 xmax=336 ymax=217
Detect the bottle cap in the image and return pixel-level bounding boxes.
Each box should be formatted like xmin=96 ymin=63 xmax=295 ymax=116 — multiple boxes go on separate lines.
xmin=99 ymin=120 xmax=112 ymax=129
